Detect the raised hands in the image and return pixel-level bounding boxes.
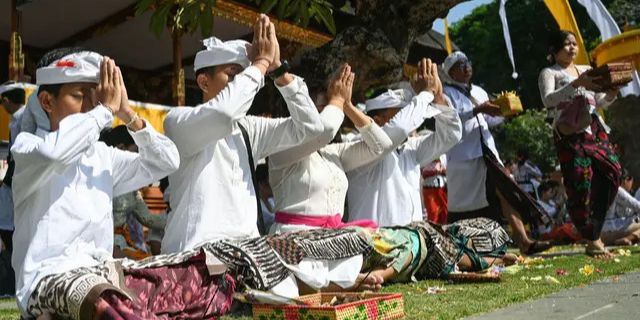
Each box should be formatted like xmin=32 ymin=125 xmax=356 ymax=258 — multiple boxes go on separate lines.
xmin=96 ymin=57 xmax=144 ymax=130
xmin=249 ymin=14 xmax=277 ymax=75
xmin=327 ymin=63 xmax=355 ymax=110
xmin=411 ymin=58 xmax=440 ymax=96
xmin=96 ymin=57 xmax=122 ymax=114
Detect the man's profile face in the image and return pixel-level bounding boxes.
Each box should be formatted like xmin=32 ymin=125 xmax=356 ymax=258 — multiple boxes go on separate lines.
xmin=40 ymin=83 xmax=97 ymax=122
xmin=199 ymin=63 xmax=244 ymax=100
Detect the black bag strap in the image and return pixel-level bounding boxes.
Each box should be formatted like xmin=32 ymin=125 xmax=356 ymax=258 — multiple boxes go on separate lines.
xmin=237 ymin=123 xmax=267 ymax=236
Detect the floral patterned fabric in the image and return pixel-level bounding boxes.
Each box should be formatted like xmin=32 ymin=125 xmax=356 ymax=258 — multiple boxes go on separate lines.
xmin=555 ymin=114 xmax=622 ymax=240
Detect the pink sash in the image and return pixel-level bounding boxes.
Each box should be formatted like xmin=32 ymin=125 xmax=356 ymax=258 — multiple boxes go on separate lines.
xmin=274 ymin=212 xmax=378 ymax=229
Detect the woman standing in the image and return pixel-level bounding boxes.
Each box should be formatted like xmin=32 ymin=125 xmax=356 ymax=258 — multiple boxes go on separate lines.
xmin=538 ymin=30 xmax=622 ymax=258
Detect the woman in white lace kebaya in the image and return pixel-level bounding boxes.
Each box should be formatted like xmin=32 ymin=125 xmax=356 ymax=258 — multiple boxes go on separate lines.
xmin=538 ymin=29 xmax=621 ymax=258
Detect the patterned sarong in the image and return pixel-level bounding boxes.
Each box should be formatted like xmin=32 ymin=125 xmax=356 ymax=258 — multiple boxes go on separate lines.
xmin=412 ymin=218 xmax=511 ymax=279
xmin=28 ymin=249 xmax=235 ymax=320
xmin=266 ymin=228 xmax=372 ymax=265
xmin=554 ymin=115 xmax=622 ymax=240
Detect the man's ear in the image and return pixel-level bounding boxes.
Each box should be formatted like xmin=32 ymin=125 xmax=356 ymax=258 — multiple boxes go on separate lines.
xmin=38 ymin=91 xmax=54 ymax=114
xmin=196 ymin=73 xmax=209 ymax=94
xmin=372 ymin=114 xmax=384 ymax=127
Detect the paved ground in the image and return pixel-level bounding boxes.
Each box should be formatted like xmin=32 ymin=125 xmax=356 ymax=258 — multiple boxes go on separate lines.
xmin=468 ymin=271 xmax=640 ymax=320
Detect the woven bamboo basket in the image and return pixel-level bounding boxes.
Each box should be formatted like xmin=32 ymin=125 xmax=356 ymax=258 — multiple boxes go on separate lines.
xmin=252 ymin=292 xmax=405 ymax=320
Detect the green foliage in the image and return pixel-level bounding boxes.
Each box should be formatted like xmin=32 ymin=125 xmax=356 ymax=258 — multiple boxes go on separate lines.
xmin=448 ymin=0 xmax=621 ymax=111
xmin=609 ymin=0 xmax=640 ymax=27
xmin=247 ymin=0 xmax=337 ymax=34
xmin=135 ymin=0 xmax=216 ymax=37
xmin=492 ymin=109 xmax=557 ymax=173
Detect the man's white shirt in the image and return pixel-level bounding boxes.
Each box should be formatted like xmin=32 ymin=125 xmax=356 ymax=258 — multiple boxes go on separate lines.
xmin=162 ymin=66 xmax=323 ymax=253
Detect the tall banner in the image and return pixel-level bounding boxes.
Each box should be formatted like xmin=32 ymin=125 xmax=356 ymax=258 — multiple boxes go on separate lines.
xmin=498 ymin=0 xmax=518 ymax=79
xmin=444 ymin=18 xmax=453 ymax=55
xmin=543 ymin=0 xmax=590 ymax=65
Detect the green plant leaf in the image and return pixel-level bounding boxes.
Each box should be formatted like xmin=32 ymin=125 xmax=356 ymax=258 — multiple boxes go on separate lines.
xmin=259 ymin=0 xmax=278 ymax=13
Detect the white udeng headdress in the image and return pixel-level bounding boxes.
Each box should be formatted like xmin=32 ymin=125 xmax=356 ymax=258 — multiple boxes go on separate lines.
xmin=442 ymin=51 xmax=468 ymax=76
xmin=0 ymin=81 xmax=23 ymax=95
xmin=36 ymin=51 xmax=103 ymax=85
xmin=194 ymin=37 xmax=251 ymax=72
xmin=365 ymin=88 xmax=412 ymax=113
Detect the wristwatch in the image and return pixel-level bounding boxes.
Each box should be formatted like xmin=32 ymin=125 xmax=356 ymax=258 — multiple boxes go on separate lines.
xmin=267 ymin=60 xmax=290 ymax=80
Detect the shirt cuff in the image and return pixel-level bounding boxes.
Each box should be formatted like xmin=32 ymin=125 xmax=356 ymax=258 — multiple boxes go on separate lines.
xmin=243 ymin=66 xmax=265 ymax=86
xmin=88 ymin=104 xmax=114 ymax=130
xmin=416 ymin=91 xmax=435 ymax=104
xmin=128 ymin=120 xmax=156 ymax=147
xmin=275 ymin=75 xmax=304 ymax=98
xmin=356 ymin=118 xmax=374 ymax=132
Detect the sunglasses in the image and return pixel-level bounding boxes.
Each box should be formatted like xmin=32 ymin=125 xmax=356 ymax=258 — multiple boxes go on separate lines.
xmin=454 ymin=60 xmax=472 ymax=70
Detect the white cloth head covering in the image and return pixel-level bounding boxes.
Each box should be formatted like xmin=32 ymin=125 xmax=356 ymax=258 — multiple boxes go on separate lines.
xmin=36 ymin=51 xmax=103 ymax=85
xmin=442 ymin=51 xmax=469 ymax=76
xmin=365 ymin=88 xmax=412 ymax=113
xmin=0 ymin=81 xmax=23 ymax=96
xmin=194 ymin=37 xmax=251 ymax=72
xmin=21 ymin=91 xmax=51 ymax=133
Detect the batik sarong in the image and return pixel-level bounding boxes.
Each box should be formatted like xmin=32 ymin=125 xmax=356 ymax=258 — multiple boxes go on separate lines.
xmin=554 ymin=115 xmax=622 ymax=240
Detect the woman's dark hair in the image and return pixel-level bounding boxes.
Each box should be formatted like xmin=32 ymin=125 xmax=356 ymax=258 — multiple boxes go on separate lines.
xmin=37 ymin=47 xmax=88 ymax=97
xmin=547 ymin=30 xmax=576 ymax=63
xmin=621 ymin=168 xmax=633 ymax=181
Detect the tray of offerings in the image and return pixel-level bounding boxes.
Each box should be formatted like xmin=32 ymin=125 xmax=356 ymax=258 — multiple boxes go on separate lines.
xmin=586 ymin=62 xmax=634 ymax=91
xmin=493 ymin=91 xmax=523 ymax=116
xmin=251 ymin=292 xmax=405 ymax=320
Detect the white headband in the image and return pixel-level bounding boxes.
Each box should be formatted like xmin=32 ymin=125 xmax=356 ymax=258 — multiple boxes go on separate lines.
xmin=365 ymin=88 xmax=412 ymax=113
xmin=36 ymin=51 xmax=103 ymax=85
xmin=194 ymin=37 xmax=251 ymax=72
xmin=442 ymin=51 xmax=469 ymax=76
xmin=0 ymin=81 xmax=23 ymax=96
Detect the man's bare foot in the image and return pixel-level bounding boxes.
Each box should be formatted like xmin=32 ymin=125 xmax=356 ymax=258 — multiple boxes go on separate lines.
xmin=502 ymin=253 xmax=519 ymax=266
xmin=349 ymin=272 xmax=384 ymax=291
xmin=586 ymin=239 xmax=614 ymax=259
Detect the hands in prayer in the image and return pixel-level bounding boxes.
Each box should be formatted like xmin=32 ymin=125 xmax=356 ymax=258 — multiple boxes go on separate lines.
xmin=327 ymin=63 xmax=355 ymax=110
xmin=412 ymin=58 xmax=447 ymax=105
xmin=97 ymin=57 xmax=144 ymax=131
xmin=249 ymin=14 xmax=278 ymax=75
xmin=97 ymin=57 xmax=122 ymax=114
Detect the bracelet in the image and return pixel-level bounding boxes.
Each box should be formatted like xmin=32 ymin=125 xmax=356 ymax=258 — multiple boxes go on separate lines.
xmin=125 ymin=113 xmax=140 ymax=129
xmin=252 ymin=59 xmax=270 ymax=69
xmin=99 ymin=102 xmax=115 ymax=115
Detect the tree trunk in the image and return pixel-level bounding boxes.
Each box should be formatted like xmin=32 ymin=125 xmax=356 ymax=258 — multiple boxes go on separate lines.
xmin=172 ymin=29 xmax=185 ymax=106
xmin=296 ymin=0 xmax=468 ymax=99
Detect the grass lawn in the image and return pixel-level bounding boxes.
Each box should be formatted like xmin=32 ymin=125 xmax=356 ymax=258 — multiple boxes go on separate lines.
xmin=1 ymin=246 xmax=639 ymax=320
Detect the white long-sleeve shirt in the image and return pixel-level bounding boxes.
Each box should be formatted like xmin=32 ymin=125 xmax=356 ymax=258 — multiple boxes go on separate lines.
xmin=347 ymin=92 xmax=463 ymax=227
xmin=11 ymin=106 xmax=179 ymax=313
xmin=443 ymin=84 xmax=503 ymax=163
xmin=162 ymin=66 xmax=323 ymax=253
xmin=268 ymin=105 xmax=392 ymax=218
xmin=443 ymin=83 xmax=504 ymax=213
